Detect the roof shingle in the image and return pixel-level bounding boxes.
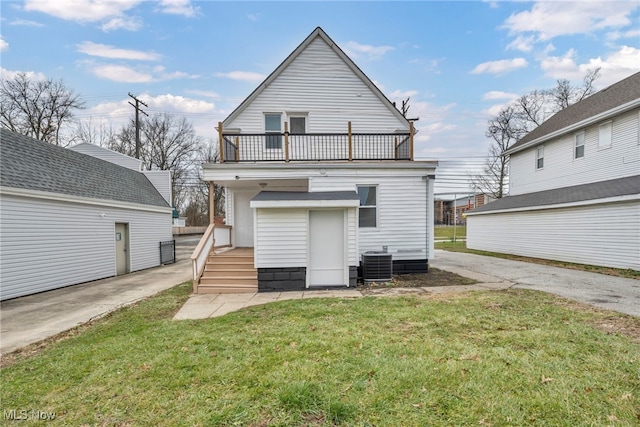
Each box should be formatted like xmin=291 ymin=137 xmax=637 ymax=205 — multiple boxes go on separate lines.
xmin=508 ymin=72 xmax=640 ymax=153
xmin=0 ymin=129 xmax=170 ymax=208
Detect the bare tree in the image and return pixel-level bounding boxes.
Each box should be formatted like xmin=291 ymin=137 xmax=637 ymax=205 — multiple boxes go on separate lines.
xmin=471 ymin=106 xmax=525 ymax=198
xmin=472 ymin=68 xmax=601 ymax=198
xmin=0 ymin=72 xmax=85 ymax=145
xmin=73 ymin=118 xmax=117 ymax=147
xmin=183 ymin=141 xmax=223 ymax=226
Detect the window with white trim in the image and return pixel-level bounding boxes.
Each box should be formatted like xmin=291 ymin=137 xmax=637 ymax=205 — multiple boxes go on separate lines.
xmin=574 ymin=131 xmax=585 ymax=159
xmin=289 ymin=116 xmax=306 ymax=134
xmin=357 ymin=185 xmax=377 ymax=228
xmin=598 ymin=121 xmax=612 ymax=148
xmin=265 ymin=113 xmax=282 ymax=149
xmin=536 ymin=146 xmax=544 ymax=169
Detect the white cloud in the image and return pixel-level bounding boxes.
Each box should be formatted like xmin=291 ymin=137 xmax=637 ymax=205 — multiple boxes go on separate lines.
xmin=0 ymin=37 xmax=8 ymax=52
xmin=91 ymin=64 xmax=153 ymax=82
xmin=502 ymin=1 xmax=639 ymax=41
xmin=540 ymin=45 xmax=640 ymax=88
xmin=157 ymin=0 xmax=199 ymax=17
xmin=87 ymin=63 xmax=197 ymax=83
xmin=9 ymin=19 xmax=45 ymax=27
xmin=388 ymin=89 xmax=419 ymax=100
xmin=101 ymin=16 xmax=142 ymax=32
xmin=77 ymin=41 xmax=160 ymax=61
xmin=505 ymin=35 xmax=534 ymax=52
xmin=23 ymin=0 xmax=141 ymax=22
xmin=482 ymin=91 xmax=519 ymax=101
xmin=215 ymin=71 xmax=266 ymax=83
xmin=470 ymin=58 xmax=528 ymax=75
xmin=0 ymin=67 xmax=47 ymax=81
xmin=144 ymin=94 xmax=215 ymax=114
xmin=247 ymin=13 xmax=260 ymax=22
xmin=343 ymin=41 xmax=395 ymax=60
xmin=606 ymin=28 xmax=640 ymax=41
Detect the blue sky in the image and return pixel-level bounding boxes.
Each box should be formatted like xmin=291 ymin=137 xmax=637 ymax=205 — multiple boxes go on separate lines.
xmin=1 ymin=0 xmax=639 ymax=194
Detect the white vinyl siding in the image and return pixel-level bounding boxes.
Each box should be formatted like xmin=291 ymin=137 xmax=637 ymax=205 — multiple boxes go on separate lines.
xmin=467 ymin=199 xmax=640 ymax=271
xmin=142 ymin=170 xmax=172 ymax=205
xmin=310 ymin=173 xmax=428 ymax=260
xmin=226 ymin=37 xmax=407 ymax=135
xmin=0 ymin=193 xmax=172 ymax=301
xmin=254 ymin=208 xmax=307 ymax=268
xmin=509 ymin=109 xmax=640 ymax=195
xmin=69 ymin=143 xmax=143 ymax=171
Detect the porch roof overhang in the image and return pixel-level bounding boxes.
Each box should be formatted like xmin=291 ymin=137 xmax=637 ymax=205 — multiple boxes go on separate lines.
xmin=250 ymin=191 xmax=360 ymax=209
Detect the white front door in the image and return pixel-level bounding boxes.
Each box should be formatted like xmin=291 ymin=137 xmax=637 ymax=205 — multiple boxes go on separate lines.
xmin=309 ymin=210 xmax=345 ymax=286
xmin=234 ymin=191 xmax=254 ymax=247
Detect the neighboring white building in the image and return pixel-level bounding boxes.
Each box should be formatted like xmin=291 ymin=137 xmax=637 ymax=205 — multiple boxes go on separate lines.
xmin=0 ymin=129 xmax=173 ymax=300
xmin=467 ymin=72 xmax=640 ymax=271
xmin=193 ymin=27 xmax=437 ymax=293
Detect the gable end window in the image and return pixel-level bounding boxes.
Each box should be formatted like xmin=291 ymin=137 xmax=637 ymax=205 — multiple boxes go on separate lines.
xmin=536 ymin=146 xmax=544 ymax=170
xmin=598 ymin=121 xmax=612 ymax=148
xmin=357 ymin=185 xmax=377 ymax=228
xmin=265 ymin=113 xmax=282 ymax=149
xmin=575 ymin=132 xmax=585 ymax=159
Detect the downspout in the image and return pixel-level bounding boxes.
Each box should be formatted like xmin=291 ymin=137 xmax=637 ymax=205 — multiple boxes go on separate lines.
xmin=423 ymin=175 xmax=436 ymax=268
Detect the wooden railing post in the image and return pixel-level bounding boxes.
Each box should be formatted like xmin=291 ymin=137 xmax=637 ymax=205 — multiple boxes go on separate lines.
xmin=284 ymin=121 xmax=290 ymax=162
xmin=394 ymin=136 xmax=398 ymax=160
xmin=218 ymin=121 xmax=224 ymax=163
xmin=348 ymin=121 xmax=353 ymax=161
xmin=209 ymin=181 xmax=215 ymax=225
xmin=409 ymin=121 xmax=415 ymax=161
xmin=235 ymin=136 xmax=239 ymax=161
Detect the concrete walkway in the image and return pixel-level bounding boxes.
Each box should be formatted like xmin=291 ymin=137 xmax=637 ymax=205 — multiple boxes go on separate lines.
xmin=431 ymin=250 xmax=640 ymax=317
xmin=173 ymin=289 xmax=363 ymax=320
xmin=0 ymin=241 xmax=194 ymax=355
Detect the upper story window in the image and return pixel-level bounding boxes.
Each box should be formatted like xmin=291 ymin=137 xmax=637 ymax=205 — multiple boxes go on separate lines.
xmin=289 ymin=116 xmax=306 ymax=134
xmin=357 ymin=185 xmax=377 ymax=228
xmin=598 ymin=121 xmax=612 ymax=149
xmin=574 ymin=131 xmax=585 ymax=159
xmin=265 ymin=113 xmax=282 ymax=149
xmin=536 ymin=146 xmax=544 ymax=170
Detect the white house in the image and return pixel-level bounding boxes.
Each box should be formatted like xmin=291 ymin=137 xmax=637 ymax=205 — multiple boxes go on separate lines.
xmin=192 ymin=27 xmax=438 ymax=293
xmin=0 ymin=129 xmax=173 ymax=300
xmin=467 ymin=72 xmax=640 ymax=271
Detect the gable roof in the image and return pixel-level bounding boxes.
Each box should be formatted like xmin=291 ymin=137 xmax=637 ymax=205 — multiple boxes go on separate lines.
xmin=467 ymin=175 xmax=640 ymax=214
xmin=507 ymin=71 xmax=640 ymax=155
xmin=0 ymin=129 xmax=170 ymax=208
xmin=222 ymin=27 xmax=409 ymax=127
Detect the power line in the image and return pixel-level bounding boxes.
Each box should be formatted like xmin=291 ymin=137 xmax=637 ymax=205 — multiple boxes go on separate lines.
xmin=128 ymin=93 xmax=148 ymax=159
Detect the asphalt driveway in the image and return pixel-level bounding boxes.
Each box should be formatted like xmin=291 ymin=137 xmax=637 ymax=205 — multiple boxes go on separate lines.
xmin=431 ymin=250 xmax=640 ymax=317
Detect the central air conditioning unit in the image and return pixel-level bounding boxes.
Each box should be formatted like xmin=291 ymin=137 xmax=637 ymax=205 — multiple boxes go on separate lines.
xmin=361 ymin=251 xmax=393 ymax=283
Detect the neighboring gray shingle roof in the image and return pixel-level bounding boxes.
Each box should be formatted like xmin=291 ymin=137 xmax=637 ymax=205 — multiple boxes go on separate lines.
xmin=508 ymin=72 xmax=640 ymax=153
xmin=468 ymin=175 xmax=640 ymax=214
xmin=0 ymin=129 xmax=170 ymax=208
xmin=252 ymin=191 xmax=359 ymax=202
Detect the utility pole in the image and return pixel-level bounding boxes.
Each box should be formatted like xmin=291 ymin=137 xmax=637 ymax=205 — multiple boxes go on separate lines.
xmin=128 ymin=93 xmax=148 ymax=159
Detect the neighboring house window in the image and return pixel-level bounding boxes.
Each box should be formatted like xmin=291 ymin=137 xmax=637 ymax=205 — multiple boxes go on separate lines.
xmin=289 ymin=116 xmax=306 ymax=134
xmin=598 ymin=121 xmax=612 ymax=148
xmin=575 ymin=132 xmax=585 ymax=159
xmin=536 ymin=146 xmax=544 ymax=169
xmin=358 ymin=186 xmax=377 ymax=228
xmin=265 ymin=113 xmax=282 ymax=149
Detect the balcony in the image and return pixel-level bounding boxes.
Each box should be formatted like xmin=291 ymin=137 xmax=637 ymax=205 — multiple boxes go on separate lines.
xmin=217 ymin=121 xmax=414 ymax=163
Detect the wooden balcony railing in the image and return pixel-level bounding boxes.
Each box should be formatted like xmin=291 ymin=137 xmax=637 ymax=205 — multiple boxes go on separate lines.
xmin=217 ymin=121 xmax=414 ymax=163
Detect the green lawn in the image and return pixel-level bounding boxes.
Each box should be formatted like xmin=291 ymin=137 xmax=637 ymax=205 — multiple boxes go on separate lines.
xmin=434 ymin=225 xmax=466 ymax=240
xmin=2 ymin=283 xmax=639 ymax=426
